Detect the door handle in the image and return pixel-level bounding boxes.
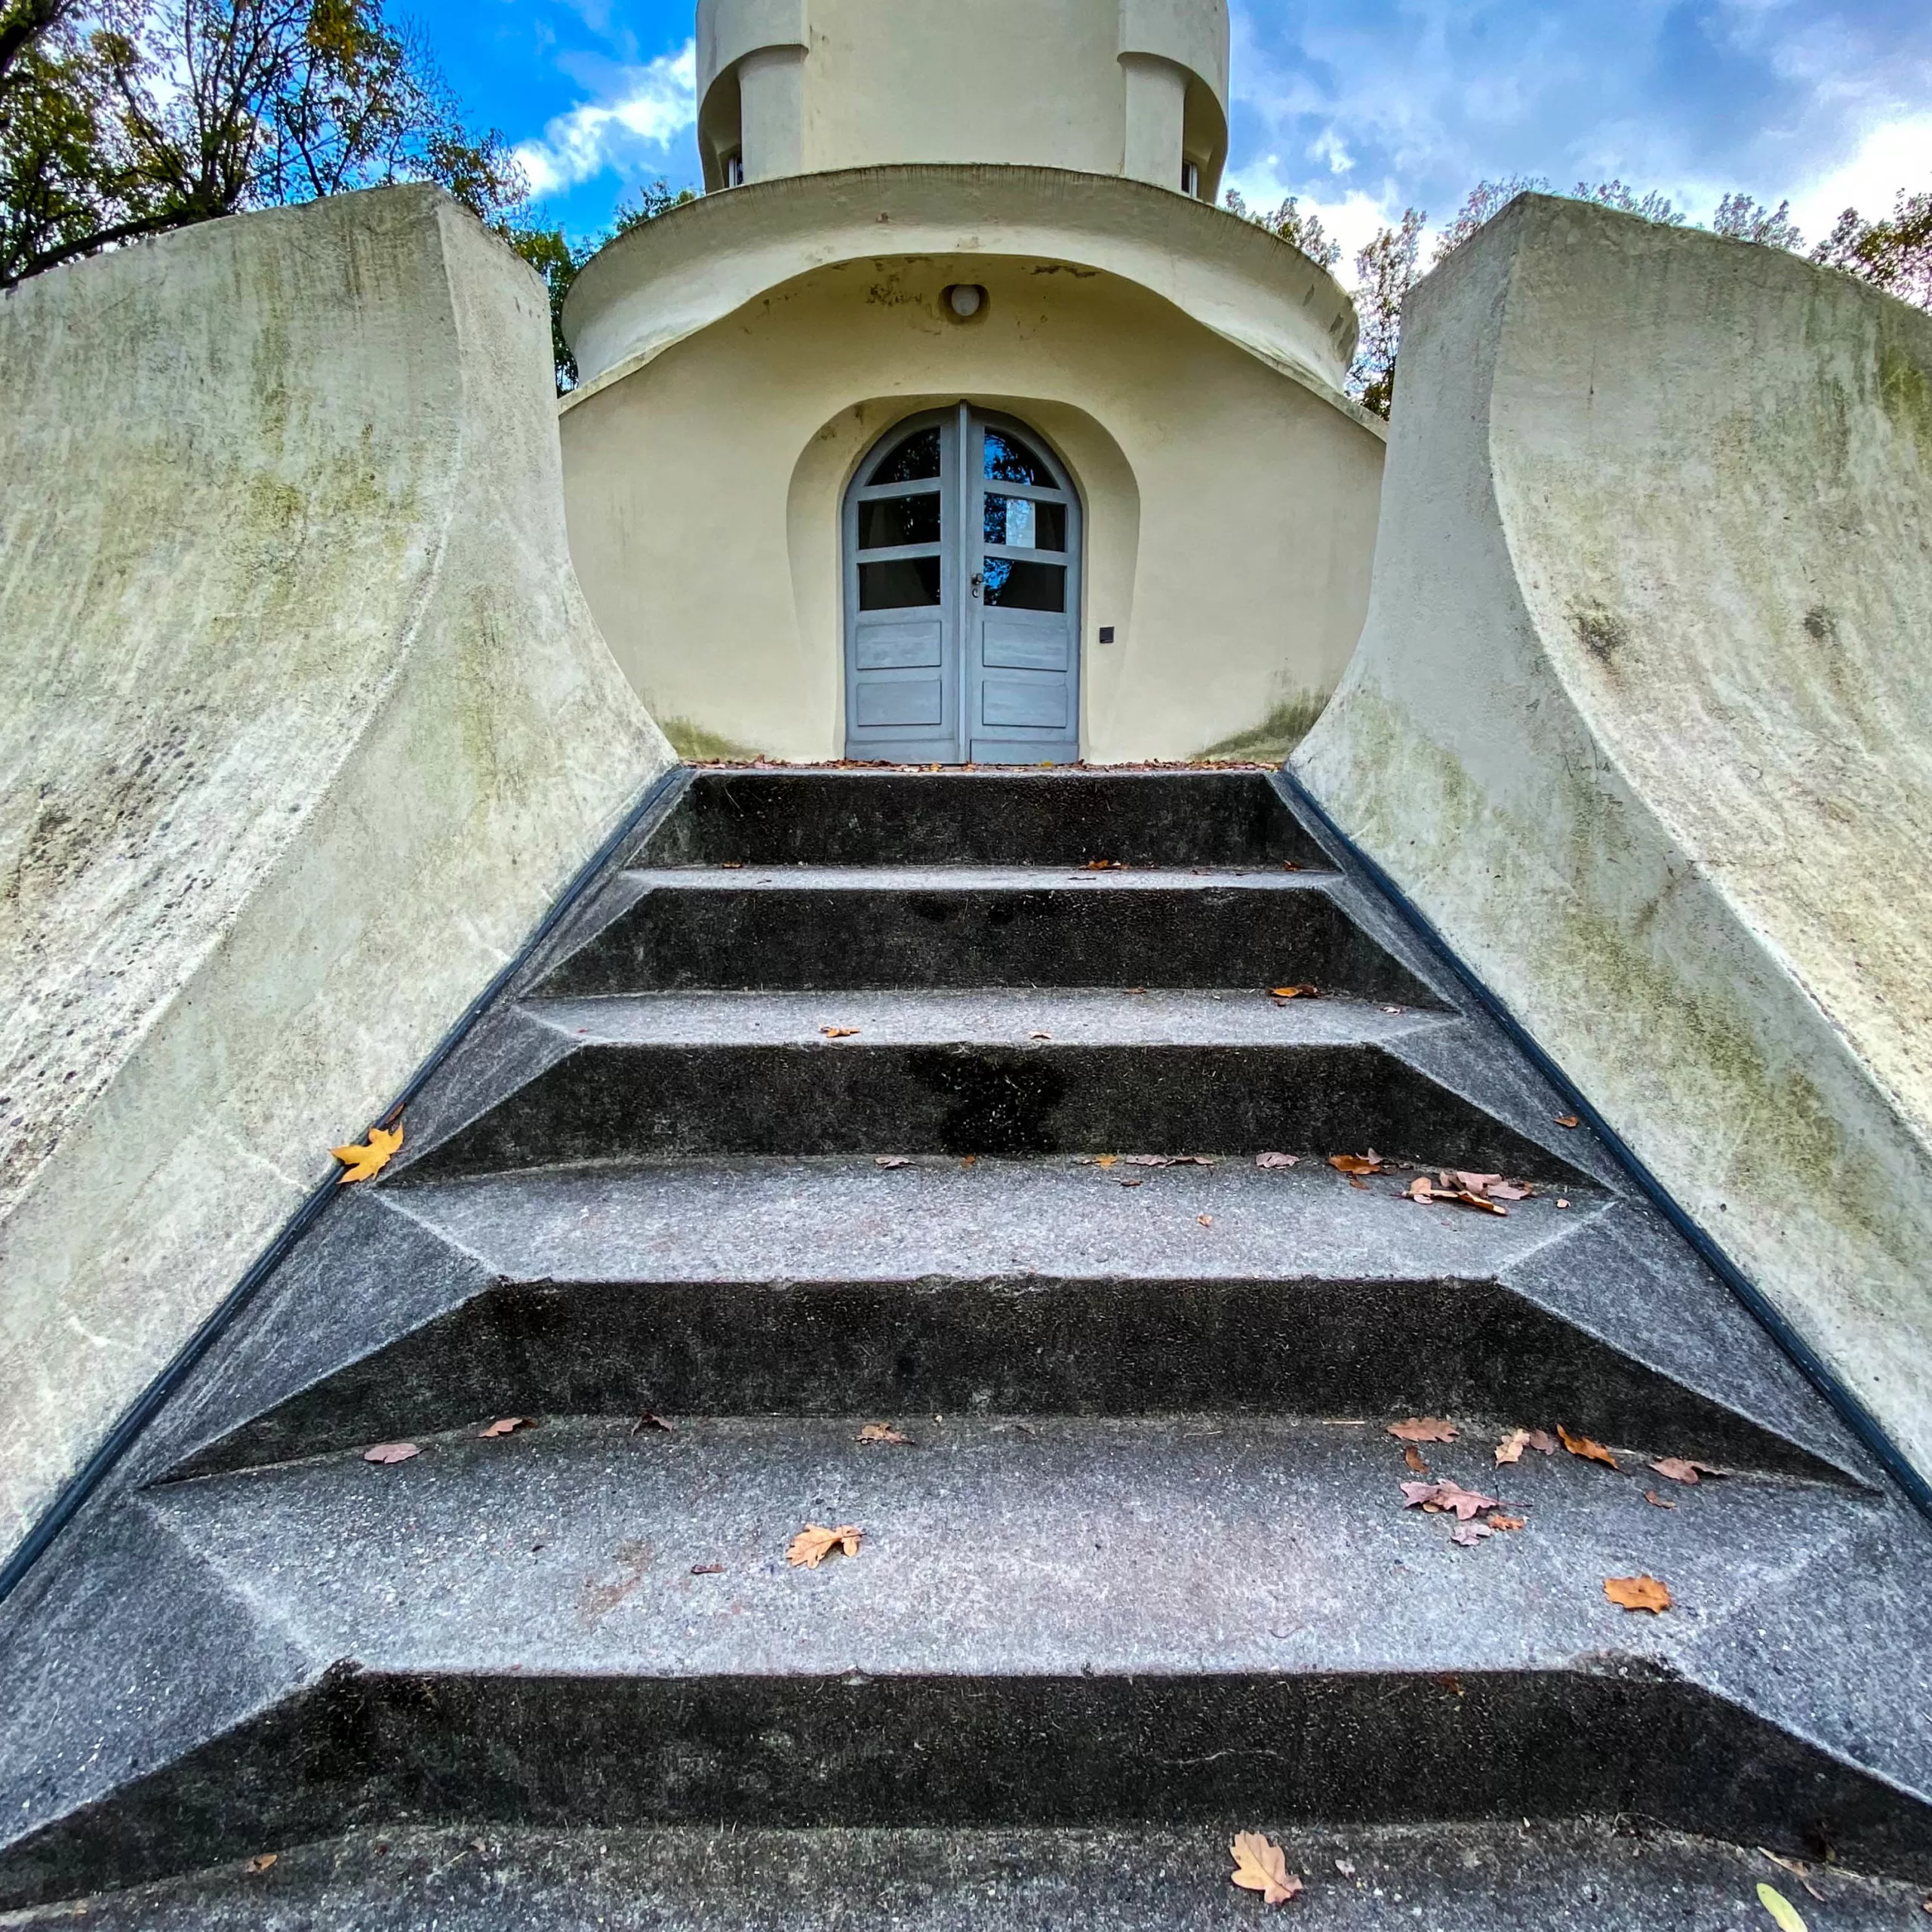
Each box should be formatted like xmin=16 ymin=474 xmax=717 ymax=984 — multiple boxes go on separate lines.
xmin=970 ymin=571 xmax=983 ymax=600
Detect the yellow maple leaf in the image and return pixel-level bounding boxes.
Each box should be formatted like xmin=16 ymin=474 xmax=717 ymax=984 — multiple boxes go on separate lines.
xmin=332 ymin=1121 xmax=403 ymax=1185
xmin=1229 ymin=1832 xmax=1303 ymax=1906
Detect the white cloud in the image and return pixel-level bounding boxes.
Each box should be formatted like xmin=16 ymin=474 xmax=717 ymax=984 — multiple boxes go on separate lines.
xmin=1786 ymin=113 xmax=1932 ymax=236
xmin=512 ymin=39 xmax=697 ymax=197
xmin=1218 ymin=155 xmax=1410 ymax=267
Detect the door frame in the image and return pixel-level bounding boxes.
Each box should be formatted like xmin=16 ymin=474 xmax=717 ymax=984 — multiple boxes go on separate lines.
xmin=841 ymin=403 xmax=1082 ymax=764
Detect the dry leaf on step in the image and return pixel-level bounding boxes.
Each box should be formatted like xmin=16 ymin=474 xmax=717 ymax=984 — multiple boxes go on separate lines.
xmin=632 ymin=1413 xmax=675 ymax=1434
xmin=1328 ymin=1152 xmax=1384 ymax=1175
xmin=1229 ymin=1832 xmax=1303 ymax=1906
xmin=1644 ymin=1489 xmax=1676 ymax=1508
xmin=248 ymin=1854 xmax=277 ymax=1873
xmin=1270 ymin=984 xmax=1318 ymax=999
xmin=1256 ymin=1152 xmax=1299 ymax=1169
xmin=333 ymin=1121 xmax=403 ymax=1184
xmin=1388 ymin=1417 xmax=1457 ymax=1444
xmin=479 ymin=1417 xmax=530 ymax=1438
xmin=787 ymin=1523 xmax=863 ymax=1568
xmin=1758 ymin=1850 xmax=1824 ymax=1902
xmin=1649 ymin=1457 xmax=1722 ymax=1484
xmin=875 ymin=1155 xmax=909 ymax=1168
xmin=1555 ymin=1114 xmax=1580 ymax=1128
xmin=362 ymin=1442 xmax=419 ymax=1464
xmin=1485 ymin=1513 xmax=1526 ymax=1531
xmin=1403 ymin=1445 xmax=1429 ymax=1474
xmin=1604 ymin=1574 xmax=1672 ymax=1613
xmin=1197 ymin=1214 xmax=1214 ymax=1227
xmin=857 ymin=1423 xmax=910 ymax=1445
xmin=1451 ymin=1520 xmax=1494 ymax=1546
xmin=1494 ymin=1429 xmax=1530 ymax=1465
xmin=1756 ymin=1884 xmax=1807 ymax=1932
xmin=1400 ymin=1479 xmax=1500 ymax=1520
xmin=1487 ymin=1181 xmax=1532 ymax=1201
xmin=1559 ymin=1426 xmax=1618 ymax=1469
xmin=820 ymin=1026 xmax=860 ymax=1039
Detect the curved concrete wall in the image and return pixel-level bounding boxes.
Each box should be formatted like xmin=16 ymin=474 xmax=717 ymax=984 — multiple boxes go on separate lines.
xmin=0 ymin=186 xmax=673 ymax=1558
xmin=1294 ymin=195 xmax=1932 ymax=1481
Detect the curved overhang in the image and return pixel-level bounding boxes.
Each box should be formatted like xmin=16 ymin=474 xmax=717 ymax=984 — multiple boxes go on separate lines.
xmin=561 ymin=164 xmax=1374 ymax=429
xmin=698 ymin=0 xmax=807 ymax=106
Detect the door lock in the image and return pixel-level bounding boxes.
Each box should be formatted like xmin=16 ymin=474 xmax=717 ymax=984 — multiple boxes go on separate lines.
xmin=970 ymin=571 xmax=983 ymax=599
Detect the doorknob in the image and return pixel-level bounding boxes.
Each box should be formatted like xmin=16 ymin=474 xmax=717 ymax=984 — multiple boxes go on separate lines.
xmin=970 ymin=572 xmax=983 ymax=599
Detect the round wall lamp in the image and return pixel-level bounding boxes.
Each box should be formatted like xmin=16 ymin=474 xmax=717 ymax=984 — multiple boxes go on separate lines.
xmin=944 ymin=283 xmax=987 ymax=321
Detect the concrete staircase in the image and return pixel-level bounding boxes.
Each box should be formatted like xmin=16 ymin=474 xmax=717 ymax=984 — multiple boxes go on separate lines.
xmin=2 ymin=769 xmax=1930 ymax=1927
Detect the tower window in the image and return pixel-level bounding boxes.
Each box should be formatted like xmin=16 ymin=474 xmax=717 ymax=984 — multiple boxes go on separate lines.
xmin=1181 ymin=159 xmax=1200 ymax=198
xmin=724 ymin=153 xmax=746 ymax=188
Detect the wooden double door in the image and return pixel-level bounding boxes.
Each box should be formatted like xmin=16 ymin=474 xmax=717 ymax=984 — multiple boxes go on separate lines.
xmin=843 ymin=405 xmax=1081 ymax=764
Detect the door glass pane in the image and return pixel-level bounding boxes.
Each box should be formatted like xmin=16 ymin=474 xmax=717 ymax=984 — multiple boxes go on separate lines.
xmin=983 ymin=494 xmax=1065 ymax=552
xmin=860 ymin=555 xmax=942 ymax=608
xmin=858 ymin=491 xmax=940 ymax=549
xmin=982 ymin=429 xmax=1054 ymax=487
xmin=870 ymin=426 xmax=941 ymax=483
xmin=982 ymin=558 xmax=1065 ymax=611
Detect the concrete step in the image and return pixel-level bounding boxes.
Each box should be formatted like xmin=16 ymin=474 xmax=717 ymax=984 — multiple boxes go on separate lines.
xmin=406 ymin=995 xmax=1589 ymax=1180
xmin=644 ymin=768 xmax=1327 ymax=869
xmin=4 ymin=1416 xmax=1928 ymax=1909
xmin=167 ymin=1159 xmax=1850 ymax=1485
xmin=5 ymin=1820 xmax=1924 ymax=1931
xmin=539 ymin=868 xmax=1439 ymax=1001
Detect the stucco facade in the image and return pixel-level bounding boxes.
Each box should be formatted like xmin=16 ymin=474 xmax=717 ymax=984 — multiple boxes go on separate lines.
xmin=559 ymin=0 xmax=1384 ymax=767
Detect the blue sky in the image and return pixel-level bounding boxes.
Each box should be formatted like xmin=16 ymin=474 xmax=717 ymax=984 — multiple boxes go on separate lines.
xmin=432 ymin=0 xmax=1932 ymax=266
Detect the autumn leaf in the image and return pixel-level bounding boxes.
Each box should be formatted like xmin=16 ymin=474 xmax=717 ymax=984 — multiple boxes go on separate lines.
xmin=1256 ymin=1152 xmax=1299 ymax=1169
xmin=1401 ymin=1479 xmax=1501 ymax=1520
xmin=1270 ymin=984 xmax=1319 ymax=999
xmin=1451 ymin=1519 xmax=1494 ymax=1546
xmin=1029 ymin=1031 xmax=1052 ymax=1040
xmin=1649 ymin=1457 xmax=1722 ymax=1484
xmin=1328 ymin=1152 xmax=1385 ymax=1175
xmin=1451 ymin=1188 xmax=1509 ymax=1216
xmin=1485 ymin=1513 xmax=1526 ymax=1531
xmin=1403 ymin=1445 xmax=1429 ymax=1474
xmin=1756 ymin=1884 xmax=1807 ymax=1932
xmin=479 ymin=1417 xmax=530 ymax=1438
xmin=875 ymin=1155 xmax=910 ymax=1168
xmin=1388 ymin=1417 xmax=1457 ymax=1444
xmin=1229 ymin=1832 xmax=1303 ymax=1906
xmin=632 ymin=1413 xmax=675 ymax=1434
xmin=1644 ymin=1489 xmax=1676 ymax=1508
xmin=1559 ymin=1426 xmax=1617 ymax=1469
xmin=1555 ymin=1114 xmax=1580 ymax=1129
xmin=1494 ymin=1429 xmax=1529 ymax=1465
xmin=333 ymin=1121 xmax=403 ymax=1185
xmin=1404 ymin=1175 xmax=1435 ymax=1203
xmin=857 ymin=1423 xmax=911 ymax=1445
xmin=1198 ymin=1214 xmax=1214 ymax=1227
xmin=1604 ymin=1574 xmax=1672 ymax=1613
xmin=787 ymin=1523 xmax=863 ymax=1568
xmin=362 ymin=1442 xmax=419 ymax=1464
xmin=1488 ymin=1182 xmax=1532 ymax=1201
xmin=248 ymin=1853 xmax=278 ymax=1872
xmin=1455 ymin=1171 xmax=1503 ymax=1193
xmin=691 ymin=1561 xmax=724 ymax=1574
xmin=821 ymin=1026 xmax=860 ymax=1038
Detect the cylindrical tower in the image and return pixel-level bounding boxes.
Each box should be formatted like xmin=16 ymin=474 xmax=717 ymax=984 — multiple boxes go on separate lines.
xmin=695 ymin=0 xmax=1229 ymax=199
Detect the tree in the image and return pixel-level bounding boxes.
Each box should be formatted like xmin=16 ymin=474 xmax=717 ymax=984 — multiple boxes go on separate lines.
xmin=1813 ymin=187 xmax=1932 ymax=310
xmin=1712 ymin=192 xmax=1803 ymax=251
xmin=1222 ymin=186 xmax=1341 ymax=270
xmin=1346 ymin=206 xmax=1423 ymax=417
xmin=1 ymin=0 xmax=523 ymax=286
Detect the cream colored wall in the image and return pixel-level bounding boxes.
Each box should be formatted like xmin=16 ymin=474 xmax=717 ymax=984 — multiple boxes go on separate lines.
xmin=560 ymin=253 xmax=1383 ymax=764
xmin=696 ymin=0 xmax=1227 ymax=198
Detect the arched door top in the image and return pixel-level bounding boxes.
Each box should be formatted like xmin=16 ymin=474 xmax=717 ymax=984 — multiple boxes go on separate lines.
xmin=843 ymin=406 xmax=1082 ymax=764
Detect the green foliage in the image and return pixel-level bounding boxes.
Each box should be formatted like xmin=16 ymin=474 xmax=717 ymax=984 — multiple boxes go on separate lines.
xmin=1348 ymin=207 xmax=1423 ymax=417
xmin=1813 ymin=189 xmax=1932 ymax=309
xmin=500 ymin=177 xmax=696 ymax=392
xmin=1 ymin=0 xmax=524 ymax=286
xmin=1221 ymin=186 xmax=1341 ymax=270
xmin=1712 ymin=192 xmax=1803 ymax=251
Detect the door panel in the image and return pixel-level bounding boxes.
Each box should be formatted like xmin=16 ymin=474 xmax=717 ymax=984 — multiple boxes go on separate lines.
xmin=844 ymin=408 xmax=1079 ymax=764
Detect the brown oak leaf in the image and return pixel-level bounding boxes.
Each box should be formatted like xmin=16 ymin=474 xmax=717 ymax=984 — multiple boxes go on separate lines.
xmin=1388 ymin=1417 xmax=1457 ymax=1444
xmin=1256 ymin=1152 xmax=1300 ymax=1169
xmin=1451 ymin=1519 xmax=1494 ymax=1546
xmin=248 ymin=1854 xmax=278 ymax=1872
xmin=479 ymin=1417 xmax=530 ymax=1438
xmin=1403 ymin=1444 xmax=1429 ymax=1474
xmin=333 ymin=1121 xmax=403 ymax=1185
xmin=1401 ymin=1479 xmax=1501 ymax=1520
xmin=1485 ymin=1513 xmax=1527 ymax=1531
xmin=857 ymin=1423 xmax=911 ymax=1445
xmin=1558 ymin=1426 xmax=1618 ymax=1469
xmin=1229 ymin=1832 xmax=1303 ymax=1906
xmin=1487 ymin=1181 xmax=1532 ymax=1201
xmin=361 ymin=1442 xmax=419 ymax=1464
xmin=1455 ymin=1171 xmax=1504 ymax=1193
xmin=1328 ymin=1152 xmax=1385 ymax=1175
xmin=1604 ymin=1574 xmax=1672 ymax=1613
xmin=1270 ymin=984 xmax=1319 ymax=1000
xmin=875 ymin=1155 xmax=910 ymax=1168
xmin=787 ymin=1523 xmax=863 ymax=1568
xmin=820 ymin=1026 xmax=860 ymax=1038
xmin=1643 ymin=1489 xmax=1676 ymax=1509
xmin=1648 ymin=1457 xmax=1722 ymax=1484
xmin=1494 ymin=1429 xmax=1530 ymax=1465
xmin=1555 ymin=1114 xmax=1580 ymax=1128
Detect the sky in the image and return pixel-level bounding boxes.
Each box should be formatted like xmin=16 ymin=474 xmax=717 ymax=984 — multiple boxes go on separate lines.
xmin=426 ymin=0 xmax=1932 ymax=269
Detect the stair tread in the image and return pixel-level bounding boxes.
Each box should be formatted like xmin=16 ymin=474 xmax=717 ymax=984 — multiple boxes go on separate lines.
xmin=389 ymin=1153 xmax=1590 ymax=1284
xmin=146 ymin=1414 xmax=1882 ymax=1687
xmin=520 ymin=988 xmax=1449 ymax=1049
xmin=619 ymin=865 xmax=1341 ymax=888
xmin=13 ymin=1820 xmax=1926 ymax=1930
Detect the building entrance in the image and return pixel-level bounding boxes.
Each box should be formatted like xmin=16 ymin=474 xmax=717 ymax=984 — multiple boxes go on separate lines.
xmin=843 ymin=405 xmax=1081 ymax=764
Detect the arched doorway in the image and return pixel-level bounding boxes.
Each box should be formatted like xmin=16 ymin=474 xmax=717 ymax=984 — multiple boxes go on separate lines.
xmin=843 ymin=405 xmax=1082 ymax=764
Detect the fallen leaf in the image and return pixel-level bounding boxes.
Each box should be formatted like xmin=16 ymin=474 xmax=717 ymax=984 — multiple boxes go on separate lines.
xmin=1555 ymin=1198 xmax=1571 ymax=1209
xmin=820 ymin=1026 xmax=860 ymax=1038
xmin=1485 ymin=1513 xmax=1527 ymax=1531
xmin=1643 ymin=1490 xmax=1676 ymax=1509
xmin=691 ymin=1562 xmax=724 ymax=1575
xmin=1755 ymin=1882 xmax=1807 ymax=1932
xmin=787 ymin=1523 xmax=863 ymax=1568
xmin=1197 ymin=1214 xmax=1214 ymax=1227
xmin=1270 ymin=984 xmax=1319 ymax=999
xmin=1758 ymin=1850 xmax=1825 ymax=1902
xmin=1388 ymin=1417 xmax=1457 ymax=1444
xmin=1079 ymin=1154 xmax=1118 ymax=1168
xmin=960 ymin=1155 xmax=977 ymax=1169
xmin=1604 ymin=1574 xmax=1672 ymax=1613
xmin=1487 ymin=1181 xmax=1532 ymax=1201
xmin=248 ymin=1854 xmax=278 ymax=1873
xmin=857 ymin=1423 xmax=911 ymax=1445
xmin=478 ymin=1417 xmax=529 ymax=1438
xmin=632 ymin=1413 xmax=675 ymax=1434
xmin=1346 ymin=1175 xmax=1369 ymax=1190
xmin=1451 ymin=1520 xmax=1494 ymax=1546
xmin=1256 ymin=1152 xmax=1299 ymax=1169
xmin=1334 ymin=1859 xmax=1355 ymax=1878
xmin=1328 ymin=1152 xmax=1385 ymax=1175
xmin=1522 ymin=1429 xmax=1559 ymax=1454
xmin=1401 ymin=1479 xmax=1501 ymax=1521
xmin=362 ymin=1441 xmax=419 ymax=1464
xmin=1451 ymin=1188 xmax=1509 ymax=1216
xmin=875 ymin=1155 xmax=910 ymax=1168
xmin=1494 ymin=1429 xmax=1529 ymax=1465
xmin=1555 ymin=1114 xmax=1580 ymax=1129
xmin=1649 ymin=1457 xmax=1721 ymax=1484
xmin=1084 ymin=859 xmax=1123 ymax=870
xmin=1229 ymin=1832 xmax=1303 ymax=1906
xmin=1559 ymin=1426 xmax=1618 ymax=1469
xmin=333 ymin=1121 xmax=403 ymax=1185
xmin=1029 ymin=1031 xmax=1052 ymax=1040
xmin=1405 ymin=1175 xmax=1435 ymax=1203
xmin=716 ymin=861 xmax=743 ymax=869
xmin=1455 ymin=1171 xmax=1504 ymax=1193
xmin=1403 ymin=1445 xmax=1429 ymax=1474
xmin=1118 ymin=1177 xmax=1143 ymax=1187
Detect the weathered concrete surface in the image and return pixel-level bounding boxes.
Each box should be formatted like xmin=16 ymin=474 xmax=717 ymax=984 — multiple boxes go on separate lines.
xmin=0 ymin=185 xmax=673 ymax=1558
xmin=1294 ymin=195 xmax=1932 ymax=1481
